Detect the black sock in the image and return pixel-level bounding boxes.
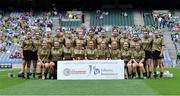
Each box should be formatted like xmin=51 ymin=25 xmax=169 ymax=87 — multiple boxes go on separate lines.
xmin=128 ymin=74 xmax=132 ymax=79
xmin=49 ymin=73 xmax=53 ymax=79
xmin=44 ymin=73 xmax=47 ymax=79
xmin=148 ymin=72 xmax=152 ymax=78
xmin=145 ymin=72 xmax=147 ymax=77
xmin=137 ymin=71 xmax=141 ymax=78
xmin=33 ymin=73 xmax=36 ymax=79
xmin=160 ymin=72 xmax=163 ymax=78
xmin=37 ymin=73 xmax=42 ymax=79
xmin=26 ymin=72 xmax=30 ymax=79
xmin=154 ymin=72 xmax=157 ymax=78
xmin=143 ymin=73 xmax=147 ymax=77
xmin=132 ymin=73 xmax=136 ymax=78
xmin=22 ymin=73 xmax=25 ymax=78
xmin=53 ymin=73 xmax=57 ymax=79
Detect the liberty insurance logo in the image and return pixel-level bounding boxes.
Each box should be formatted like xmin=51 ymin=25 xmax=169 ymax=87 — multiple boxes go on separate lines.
xmin=63 ymin=68 xmax=71 ymax=76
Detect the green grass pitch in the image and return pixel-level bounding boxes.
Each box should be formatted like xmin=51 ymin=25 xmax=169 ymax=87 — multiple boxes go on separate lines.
xmin=0 ymin=68 xmax=180 ymax=95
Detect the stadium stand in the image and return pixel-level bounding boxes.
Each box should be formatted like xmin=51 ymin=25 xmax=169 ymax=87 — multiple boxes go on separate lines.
xmin=142 ymin=10 xmax=156 ymax=26
xmin=90 ymin=10 xmax=134 ymax=26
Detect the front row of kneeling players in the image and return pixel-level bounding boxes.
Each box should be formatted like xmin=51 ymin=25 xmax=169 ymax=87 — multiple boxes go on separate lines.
xmin=20 ymin=30 xmax=164 ymax=80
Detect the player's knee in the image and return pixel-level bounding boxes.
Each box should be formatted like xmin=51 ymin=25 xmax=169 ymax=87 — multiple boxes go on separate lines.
xmin=139 ymin=63 xmax=144 ymax=68
xmin=37 ymin=62 xmax=42 ymax=67
xmin=127 ymin=63 xmax=132 ymax=68
xmin=132 ymin=63 xmax=137 ymax=68
xmin=44 ymin=63 xmax=49 ymax=68
xmin=50 ymin=62 xmax=55 ymax=67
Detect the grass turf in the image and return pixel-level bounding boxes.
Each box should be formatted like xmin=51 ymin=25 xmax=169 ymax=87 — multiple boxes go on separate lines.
xmin=0 ymin=68 xmax=180 ymax=95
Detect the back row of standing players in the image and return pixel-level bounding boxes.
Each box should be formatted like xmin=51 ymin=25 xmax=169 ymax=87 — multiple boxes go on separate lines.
xmin=21 ymin=28 xmax=164 ymax=80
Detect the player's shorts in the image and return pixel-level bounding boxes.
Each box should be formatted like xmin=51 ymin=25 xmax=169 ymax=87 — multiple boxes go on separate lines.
xmin=152 ymin=50 xmax=164 ymax=59
xmin=23 ymin=50 xmax=33 ymax=61
xmin=31 ymin=51 xmax=38 ymax=61
xmin=145 ymin=51 xmax=152 ymax=59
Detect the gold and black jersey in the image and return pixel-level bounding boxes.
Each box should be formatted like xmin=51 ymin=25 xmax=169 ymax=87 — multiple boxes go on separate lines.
xmin=51 ymin=47 xmax=63 ymax=61
xmin=21 ymin=38 xmax=33 ymax=51
xmin=142 ymin=37 xmax=153 ymax=51
xmin=120 ymin=49 xmax=132 ymax=61
xmin=152 ymin=37 xmax=164 ymax=52
xmin=85 ymin=48 xmax=97 ymax=60
xmin=38 ymin=48 xmax=50 ymax=62
xmin=131 ymin=50 xmax=145 ymax=62
xmin=63 ymin=47 xmax=74 ymax=60
xmin=33 ymin=38 xmax=42 ymax=52
xmin=96 ymin=49 xmax=110 ymax=60
xmin=110 ymin=49 xmax=121 ymax=60
xmin=72 ymin=48 xmax=85 ymax=60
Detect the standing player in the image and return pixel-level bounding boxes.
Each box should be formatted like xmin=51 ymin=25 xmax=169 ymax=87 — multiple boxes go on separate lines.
xmin=86 ymin=30 xmax=97 ymax=48
xmin=110 ymin=29 xmax=121 ymax=47
xmin=130 ymin=33 xmax=142 ymax=50
xmin=152 ymin=31 xmax=164 ymax=78
xmin=21 ymin=32 xmax=33 ymax=79
xmin=97 ymin=29 xmax=110 ymax=49
xmin=53 ymin=31 xmax=65 ymax=47
xmin=32 ymin=32 xmax=42 ymax=79
xmin=64 ymin=31 xmax=75 ymax=47
xmin=119 ymin=31 xmax=130 ymax=49
xmin=142 ymin=31 xmax=153 ymax=78
xmin=43 ymin=32 xmax=53 ymax=50
xmin=74 ymin=32 xmax=86 ymax=48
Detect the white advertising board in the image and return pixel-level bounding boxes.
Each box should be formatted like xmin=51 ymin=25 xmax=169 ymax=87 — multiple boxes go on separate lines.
xmin=57 ymin=60 xmax=124 ymax=80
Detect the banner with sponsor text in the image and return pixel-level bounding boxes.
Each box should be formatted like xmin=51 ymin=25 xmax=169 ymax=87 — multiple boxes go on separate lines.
xmin=57 ymin=60 xmax=124 ymax=80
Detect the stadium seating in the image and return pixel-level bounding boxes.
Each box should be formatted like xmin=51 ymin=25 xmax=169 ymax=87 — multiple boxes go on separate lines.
xmin=0 ymin=44 xmax=22 ymax=65
xmin=142 ymin=11 xmax=156 ymax=26
xmin=33 ymin=11 xmax=43 ymax=17
xmin=90 ymin=10 xmax=134 ymax=26
xmin=60 ymin=21 xmax=81 ymax=27
xmin=10 ymin=12 xmax=23 ymax=17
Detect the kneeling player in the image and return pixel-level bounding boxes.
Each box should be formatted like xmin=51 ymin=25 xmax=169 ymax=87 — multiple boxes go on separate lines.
xmin=132 ymin=43 xmax=146 ymax=79
xmin=49 ymin=41 xmax=63 ymax=79
xmin=37 ymin=40 xmax=50 ymax=80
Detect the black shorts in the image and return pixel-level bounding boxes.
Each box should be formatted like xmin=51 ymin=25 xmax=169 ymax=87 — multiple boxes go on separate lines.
xmin=31 ymin=51 xmax=38 ymax=61
xmin=145 ymin=51 xmax=152 ymax=59
xmin=152 ymin=51 xmax=163 ymax=59
xmin=23 ymin=50 xmax=33 ymax=61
